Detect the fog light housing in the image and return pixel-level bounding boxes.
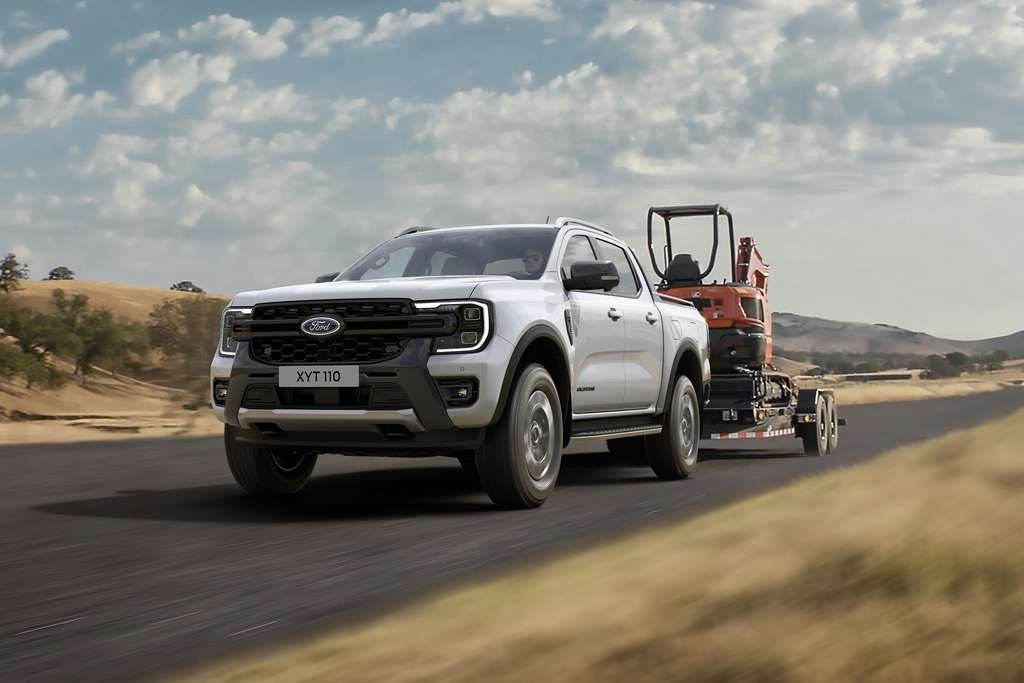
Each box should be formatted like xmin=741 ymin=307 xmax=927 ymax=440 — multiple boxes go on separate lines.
xmin=213 ymin=380 xmax=229 ymax=406
xmin=437 ymin=378 xmax=478 ymax=407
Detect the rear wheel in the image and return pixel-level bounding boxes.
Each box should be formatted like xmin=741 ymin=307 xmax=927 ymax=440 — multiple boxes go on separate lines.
xmin=644 ymin=375 xmax=700 ymax=479
xmin=224 ymin=426 xmax=317 ymax=495
xmin=477 ymin=364 xmax=563 ymax=508
xmin=801 ymin=395 xmax=829 ymax=456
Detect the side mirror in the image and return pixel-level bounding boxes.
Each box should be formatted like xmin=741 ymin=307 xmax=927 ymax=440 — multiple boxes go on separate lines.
xmin=563 ymin=260 xmax=619 ymax=292
xmin=315 ymin=272 xmax=340 ymax=283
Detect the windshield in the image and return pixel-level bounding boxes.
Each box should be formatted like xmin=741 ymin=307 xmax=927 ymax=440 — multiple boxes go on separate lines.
xmin=340 ymin=228 xmax=558 ymax=281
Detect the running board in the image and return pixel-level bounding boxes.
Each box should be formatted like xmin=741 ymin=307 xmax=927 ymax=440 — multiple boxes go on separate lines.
xmin=571 ymin=425 xmax=662 ymax=441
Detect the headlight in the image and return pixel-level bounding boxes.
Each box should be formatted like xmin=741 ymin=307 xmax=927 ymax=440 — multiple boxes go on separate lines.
xmin=219 ymin=307 xmax=252 ymax=356
xmin=414 ymin=301 xmax=490 ymax=353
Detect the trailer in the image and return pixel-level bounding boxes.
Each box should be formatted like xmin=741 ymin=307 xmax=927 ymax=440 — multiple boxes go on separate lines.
xmin=647 ymin=204 xmax=845 ymax=455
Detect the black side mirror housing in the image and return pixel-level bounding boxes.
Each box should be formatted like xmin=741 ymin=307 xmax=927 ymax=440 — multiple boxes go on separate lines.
xmin=563 ymin=260 xmax=619 ymax=292
xmin=315 ymin=272 xmax=340 ymax=283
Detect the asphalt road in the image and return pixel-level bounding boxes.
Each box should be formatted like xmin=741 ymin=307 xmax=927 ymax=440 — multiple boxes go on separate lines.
xmin=3 ymin=389 xmax=1023 ymax=682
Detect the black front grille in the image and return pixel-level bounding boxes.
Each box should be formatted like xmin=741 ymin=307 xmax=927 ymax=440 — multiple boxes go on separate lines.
xmin=238 ymin=299 xmax=454 ymax=365
xmin=252 ymin=335 xmax=409 ymax=364
xmin=242 ymin=383 xmax=412 ymax=409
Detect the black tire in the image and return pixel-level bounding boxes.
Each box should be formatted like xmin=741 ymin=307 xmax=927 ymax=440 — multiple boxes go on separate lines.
xmin=801 ymin=395 xmax=829 ymax=456
xmin=456 ymin=451 xmax=478 ymax=474
xmin=477 ymin=364 xmax=563 ymax=508
xmin=224 ymin=425 xmax=318 ymax=496
xmin=607 ymin=436 xmax=647 ymax=464
xmin=826 ymin=395 xmax=839 ymax=454
xmin=644 ymin=375 xmax=700 ymax=479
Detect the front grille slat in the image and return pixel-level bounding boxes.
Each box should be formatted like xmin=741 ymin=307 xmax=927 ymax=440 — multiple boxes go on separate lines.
xmin=246 ymin=299 xmax=445 ymax=365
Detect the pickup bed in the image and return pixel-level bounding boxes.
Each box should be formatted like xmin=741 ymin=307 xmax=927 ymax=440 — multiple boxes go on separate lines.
xmin=211 ymin=218 xmax=710 ymax=508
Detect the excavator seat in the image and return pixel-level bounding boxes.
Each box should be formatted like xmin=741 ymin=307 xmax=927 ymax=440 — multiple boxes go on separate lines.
xmin=664 ymin=254 xmax=703 ymax=286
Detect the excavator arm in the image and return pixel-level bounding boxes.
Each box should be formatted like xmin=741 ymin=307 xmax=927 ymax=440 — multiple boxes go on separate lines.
xmin=736 ymin=237 xmax=769 ymax=294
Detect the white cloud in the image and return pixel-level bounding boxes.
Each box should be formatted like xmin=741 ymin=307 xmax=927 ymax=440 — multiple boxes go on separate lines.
xmin=13 ymin=69 xmax=111 ymax=128
xmin=206 ymin=81 xmax=317 ymax=123
xmin=128 ymin=51 xmax=234 ymax=111
xmin=326 ymin=97 xmax=370 ymax=131
xmin=265 ymin=130 xmax=328 ymax=155
xmin=182 ymin=161 xmax=331 ymax=237
xmin=365 ymin=6 xmax=454 ymax=45
xmin=459 ymin=0 xmax=556 ymax=22
xmin=111 ymin=30 xmax=167 ymax=55
xmin=177 ymin=14 xmax=294 ymax=61
xmin=12 ymin=243 xmax=32 ymax=260
xmin=0 ymin=93 xmax=9 ymax=109
xmin=364 ymin=0 xmax=556 ymax=44
xmin=0 ymin=29 xmax=70 ymax=68
xmin=300 ymin=15 xmax=364 ymax=56
xmin=73 ymin=134 xmax=163 ymax=216
xmin=127 ymin=15 xmax=297 ymax=110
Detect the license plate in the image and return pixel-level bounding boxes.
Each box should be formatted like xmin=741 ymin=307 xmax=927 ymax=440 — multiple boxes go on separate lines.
xmin=278 ymin=366 xmax=359 ymax=388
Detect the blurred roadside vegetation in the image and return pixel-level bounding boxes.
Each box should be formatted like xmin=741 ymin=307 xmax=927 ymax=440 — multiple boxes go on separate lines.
xmin=778 ymin=348 xmax=1013 ymax=378
xmin=0 ymin=288 xmax=226 ymax=403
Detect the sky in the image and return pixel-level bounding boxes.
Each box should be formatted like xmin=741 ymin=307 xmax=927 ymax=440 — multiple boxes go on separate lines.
xmin=1 ymin=0 xmax=1022 ymax=340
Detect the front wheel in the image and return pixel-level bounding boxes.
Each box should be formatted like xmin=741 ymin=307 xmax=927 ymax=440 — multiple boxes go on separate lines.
xmin=644 ymin=375 xmax=700 ymax=479
xmin=224 ymin=426 xmax=318 ymax=496
xmin=477 ymin=364 xmax=563 ymax=508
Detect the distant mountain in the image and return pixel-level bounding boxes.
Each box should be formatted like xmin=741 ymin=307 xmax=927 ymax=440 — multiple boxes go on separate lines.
xmin=773 ymin=313 xmax=1024 ymax=357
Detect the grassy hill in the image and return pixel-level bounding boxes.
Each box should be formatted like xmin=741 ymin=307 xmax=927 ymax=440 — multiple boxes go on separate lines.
xmin=8 ymin=280 xmax=224 ymax=324
xmin=774 ymin=312 xmax=1024 ymax=357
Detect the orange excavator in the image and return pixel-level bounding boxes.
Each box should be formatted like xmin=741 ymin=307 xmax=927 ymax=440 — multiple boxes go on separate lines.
xmin=646 ymin=204 xmax=843 ymax=455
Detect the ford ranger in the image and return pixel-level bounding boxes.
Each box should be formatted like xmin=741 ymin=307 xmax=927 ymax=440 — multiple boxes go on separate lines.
xmin=211 ymin=218 xmax=710 ymax=508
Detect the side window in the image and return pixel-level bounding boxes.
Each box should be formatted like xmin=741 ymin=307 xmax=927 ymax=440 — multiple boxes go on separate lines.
xmin=594 ymin=239 xmax=640 ymax=296
xmin=559 ymin=234 xmax=597 ymax=279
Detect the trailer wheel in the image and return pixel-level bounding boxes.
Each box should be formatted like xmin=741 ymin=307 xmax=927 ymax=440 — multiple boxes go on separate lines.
xmin=801 ymin=394 xmax=829 ymax=456
xmin=825 ymin=396 xmax=839 ymax=454
xmin=645 ymin=375 xmax=699 ymax=479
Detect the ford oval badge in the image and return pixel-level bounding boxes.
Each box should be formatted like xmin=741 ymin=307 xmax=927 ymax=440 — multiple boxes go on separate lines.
xmin=300 ymin=316 xmax=344 ymax=337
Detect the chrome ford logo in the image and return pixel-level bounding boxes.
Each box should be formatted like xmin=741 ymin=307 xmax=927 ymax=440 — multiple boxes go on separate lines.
xmin=300 ymin=316 xmax=344 ymax=337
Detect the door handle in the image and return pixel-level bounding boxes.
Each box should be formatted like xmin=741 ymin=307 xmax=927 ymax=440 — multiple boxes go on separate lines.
xmin=645 ymin=312 xmax=658 ymax=325
xmin=608 ymin=308 xmax=623 ymax=321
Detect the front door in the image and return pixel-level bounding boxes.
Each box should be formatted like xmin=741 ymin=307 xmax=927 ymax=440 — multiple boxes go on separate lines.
xmin=561 ymin=233 xmax=625 ymax=414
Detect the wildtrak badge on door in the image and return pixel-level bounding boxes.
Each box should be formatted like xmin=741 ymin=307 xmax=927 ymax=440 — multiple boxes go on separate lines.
xmin=211 ymin=219 xmax=710 ymax=508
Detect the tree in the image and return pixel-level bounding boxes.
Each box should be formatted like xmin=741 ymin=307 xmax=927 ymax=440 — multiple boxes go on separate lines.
xmin=44 ymin=266 xmax=75 ymax=280
xmin=51 ymin=289 xmax=90 ymax=331
xmin=170 ymin=281 xmax=205 ymax=293
xmin=48 ymin=290 xmax=140 ymax=377
xmin=923 ymin=354 xmax=960 ymax=379
xmin=148 ymin=296 xmax=225 ymax=373
xmin=0 ymin=253 xmax=29 ymax=292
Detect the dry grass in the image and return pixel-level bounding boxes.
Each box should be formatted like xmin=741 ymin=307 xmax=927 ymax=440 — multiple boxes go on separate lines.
xmin=824 ymin=377 xmax=1018 ymax=405
xmin=0 ymin=357 xmax=221 ymax=444
xmin=173 ymin=409 xmax=1024 ymax=683
xmin=8 ymin=279 xmax=223 ymax=325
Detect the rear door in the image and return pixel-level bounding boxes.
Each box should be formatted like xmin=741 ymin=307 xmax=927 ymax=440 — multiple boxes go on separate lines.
xmin=561 ymin=233 xmax=625 ymax=414
xmin=592 ymin=238 xmax=664 ymax=412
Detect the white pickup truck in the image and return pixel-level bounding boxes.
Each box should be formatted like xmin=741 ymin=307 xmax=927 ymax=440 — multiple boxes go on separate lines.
xmin=211 ymin=218 xmax=710 ymax=508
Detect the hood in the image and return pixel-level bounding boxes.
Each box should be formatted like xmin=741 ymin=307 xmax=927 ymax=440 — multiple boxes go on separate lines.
xmin=230 ymin=276 xmax=512 ymax=307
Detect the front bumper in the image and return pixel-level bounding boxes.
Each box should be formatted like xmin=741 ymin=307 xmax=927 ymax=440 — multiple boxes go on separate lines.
xmin=211 ymin=339 xmax=495 ymax=452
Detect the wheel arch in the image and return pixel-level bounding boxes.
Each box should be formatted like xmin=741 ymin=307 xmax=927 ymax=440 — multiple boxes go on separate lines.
xmin=666 ymin=343 xmax=707 ymax=410
xmin=493 ymin=323 xmax=573 ymax=447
